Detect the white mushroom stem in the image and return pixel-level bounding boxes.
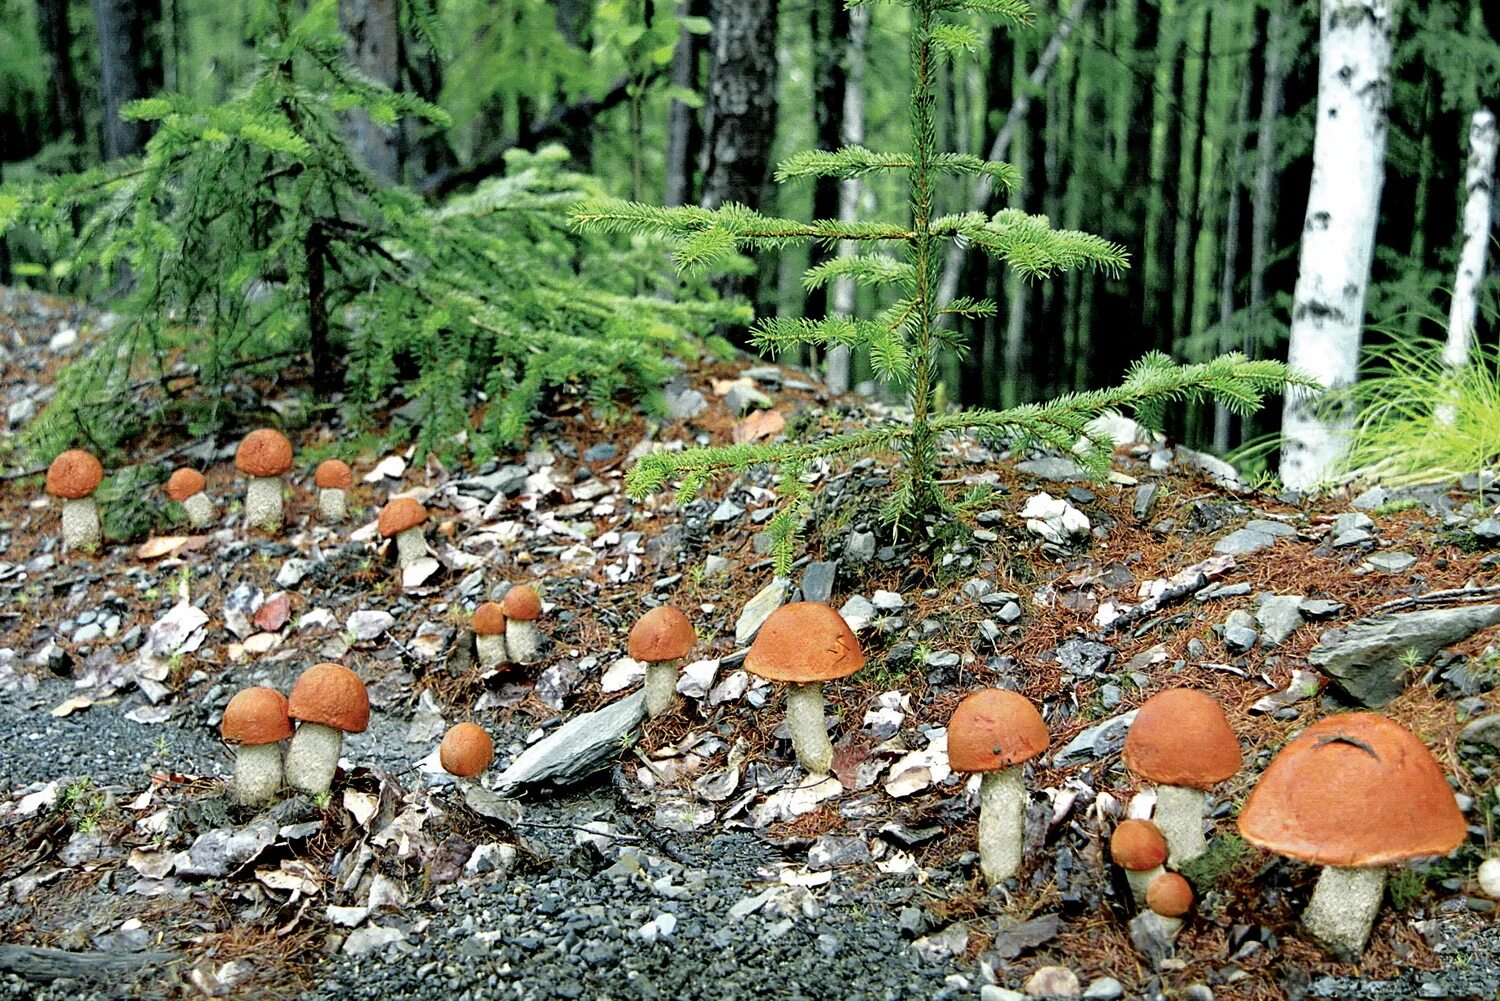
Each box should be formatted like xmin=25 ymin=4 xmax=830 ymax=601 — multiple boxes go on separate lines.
xmin=318 ymin=487 xmax=347 ymax=521
xmin=183 ymin=492 xmax=215 ymax=528
xmin=644 ymin=659 xmax=682 ymax=719
xmin=394 ymin=526 xmax=427 ymax=568
xmin=232 ymin=743 xmax=283 ymax=805
xmin=1125 ymin=865 xmax=1166 ymax=906
xmin=1303 ymin=866 xmax=1387 ymax=959
xmin=284 ymin=722 xmax=344 ymax=796
xmin=476 ymin=634 xmax=509 ymax=670
xmin=785 ymin=681 xmax=834 ymax=775
xmin=978 ymin=766 xmax=1027 ymax=886
xmin=60 ymin=496 xmax=100 ymax=551
xmin=1154 ymin=784 xmax=1209 ymax=866
xmin=506 ymin=620 xmax=545 ymax=665
xmin=245 ymin=476 xmax=284 ymax=531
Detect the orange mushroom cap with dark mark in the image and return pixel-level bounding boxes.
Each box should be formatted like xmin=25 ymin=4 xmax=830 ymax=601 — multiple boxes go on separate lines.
xmin=628 ymin=606 xmax=695 ymax=663
xmin=500 ymin=585 xmax=542 ymax=621
xmin=46 ymin=449 xmax=104 ymax=499
xmin=378 ymin=497 xmax=428 ymax=538
xmin=440 ymin=722 xmax=495 ymax=778
xmin=315 ymin=459 xmax=354 ymax=490
xmin=221 ymin=687 xmax=293 ymax=745
xmin=235 ymin=429 xmax=294 ymax=478
xmin=1237 ymin=712 xmax=1465 ymax=868
xmin=473 ymin=602 xmax=507 ymax=636
xmin=1110 ymin=819 xmax=1169 ymax=872
xmin=288 ymin=663 xmax=369 ymax=733
xmin=947 ymin=688 xmax=1048 ymax=772
xmin=1147 ymin=872 xmax=1194 ymax=917
xmin=744 ymin=602 xmax=864 ymax=683
xmin=166 ymin=468 xmax=206 ymax=502
xmin=1122 ymin=688 xmax=1242 ymax=790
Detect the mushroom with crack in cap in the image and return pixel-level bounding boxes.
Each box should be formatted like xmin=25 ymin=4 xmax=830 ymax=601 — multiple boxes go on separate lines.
xmin=221 ymin=687 xmax=293 ymax=805
xmin=440 ymin=722 xmax=495 ymax=782
xmin=947 ymin=688 xmax=1049 ymax=885
xmin=628 ymin=606 xmax=696 ymax=719
xmin=1111 ymin=818 xmax=1169 ymax=905
xmin=235 ymin=429 xmax=294 ymax=531
xmin=1122 ymin=688 xmax=1242 ymax=866
xmin=500 ymin=585 xmax=546 ymax=665
xmin=744 ymin=602 xmax=864 ymax=776
xmin=378 ymin=497 xmax=429 ymax=570
xmin=284 ymin=663 xmax=370 ymax=797
xmin=166 ymin=468 xmax=214 ymax=529
xmin=46 ymin=449 xmax=105 ymax=552
xmin=472 ymin=602 xmax=509 ymax=670
xmin=314 ymin=460 xmax=353 ymax=521
xmin=1237 ymin=712 xmax=1465 ymax=958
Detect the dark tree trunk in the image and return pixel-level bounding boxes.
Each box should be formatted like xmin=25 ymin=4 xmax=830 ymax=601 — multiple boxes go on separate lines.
xmin=804 ymin=0 xmax=850 ymax=324
xmin=339 ymin=0 xmax=402 ymax=182
xmin=665 ymin=0 xmax=709 ymax=206
xmin=93 ymin=0 xmax=164 ymax=160
xmin=38 ymin=0 xmax=85 ymax=146
xmin=306 ymin=222 xmax=335 ymax=398
xmin=554 ymin=0 xmax=593 ymax=167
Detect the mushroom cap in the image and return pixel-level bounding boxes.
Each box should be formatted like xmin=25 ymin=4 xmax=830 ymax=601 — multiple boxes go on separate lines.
xmin=440 ymin=722 xmax=495 ymax=778
xmin=627 ymin=606 xmax=695 ymax=663
xmin=1122 ymin=688 xmax=1242 ymax=790
xmin=221 ymin=686 xmax=293 ymax=745
xmin=473 ymin=602 xmax=507 ymax=636
xmin=500 ymin=585 xmax=542 ymax=621
xmin=378 ymin=497 xmax=428 ymax=538
xmin=165 ymin=467 xmax=207 ymax=502
xmin=1110 ymin=819 xmax=1169 ymax=872
xmin=1237 ymin=712 xmax=1465 ymax=868
xmin=235 ymin=429 xmax=294 ymax=478
xmin=288 ymin=662 xmax=369 ymax=733
xmin=1147 ymin=872 xmax=1194 ymax=918
xmin=947 ymin=688 xmax=1049 ymax=772
xmin=744 ymin=602 xmax=865 ymax=683
xmin=314 ymin=459 xmax=353 ymax=490
xmin=46 ymin=449 xmax=104 ymax=499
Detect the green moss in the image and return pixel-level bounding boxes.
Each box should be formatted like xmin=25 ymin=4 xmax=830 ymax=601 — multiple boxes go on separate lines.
xmin=1177 ymin=834 xmax=1247 ymax=893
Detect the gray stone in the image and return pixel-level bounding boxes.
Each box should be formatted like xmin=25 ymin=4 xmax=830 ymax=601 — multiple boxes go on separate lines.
xmin=342 ymin=925 xmax=405 ymax=956
xmin=871 ymin=589 xmax=906 ymax=612
xmin=735 ymin=578 xmax=788 ymax=645
xmin=1309 ymin=605 xmax=1500 ymax=706
xmin=981 ymin=989 xmax=1027 ymax=1001
xmin=490 ymin=692 xmax=646 ymax=796
xmin=1333 ymin=529 xmax=1374 ymax=548
xmin=1133 ymin=484 xmax=1160 ymax=521
xmin=1053 ymin=710 xmax=1138 ymax=766
xmin=998 ymin=601 xmax=1023 ymax=624
xmin=1299 ymin=599 xmax=1345 ymax=619
xmin=1474 ymin=519 xmax=1500 ymax=544
xmin=1245 ymin=518 xmax=1297 ymax=538
xmin=703 ymin=555 xmax=732 ymax=578
xmin=222 ymin=583 xmax=264 ymax=639
xmin=1024 ymin=966 xmax=1080 ymax=997
xmin=454 ymin=465 xmax=529 ymax=500
xmin=1082 ymin=978 xmax=1124 ymax=1000
xmin=174 ymin=818 xmax=277 ymax=878
xmin=724 ymin=382 xmax=772 ymax=415
xmin=800 ymin=561 xmax=838 ymax=604
xmin=1350 ymin=487 xmax=1390 ymax=511
xmin=276 ymin=558 xmax=315 ymax=588
xmin=1459 ymin=714 xmax=1500 ymax=750
xmin=1368 ymin=552 xmax=1417 ymax=573
xmin=1223 ymin=625 xmax=1259 ymax=654
xmin=1128 ymin=911 xmax=1179 ymax=963
xmin=1256 ymin=595 xmax=1306 ymax=647
xmin=1016 ymin=456 xmax=1087 ymax=482
xmin=844 ymin=531 xmax=876 ymax=563
xmin=1056 ymin=639 xmax=1113 ymax=678
xmin=1213 ymin=529 xmax=1277 ymax=556
xmin=710 ymin=499 xmax=744 ymax=523
xmin=807 ymin=835 xmax=871 ymax=871
xmin=665 ymin=387 xmax=707 ymax=419
xmin=1333 ymin=512 xmax=1375 ymax=536
xmin=346 ymin=610 xmax=395 ymax=641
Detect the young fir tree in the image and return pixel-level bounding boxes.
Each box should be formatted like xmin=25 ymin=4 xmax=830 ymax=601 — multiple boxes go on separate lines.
xmin=577 ymin=0 xmax=1309 ymax=574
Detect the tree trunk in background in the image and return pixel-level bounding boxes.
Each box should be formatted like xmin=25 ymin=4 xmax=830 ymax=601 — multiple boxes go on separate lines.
xmin=1142 ymin=0 xmax=1181 ymax=349
xmin=805 ymin=0 xmax=851 ymax=325
xmin=339 ymin=0 xmax=402 ymax=182
xmin=701 ymin=0 xmax=780 ymax=313
xmin=665 ymin=0 xmax=709 ymax=207
xmin=1003 ymin=33 xmax=1037 ymax=408
xmin=1403 ymin=68 xmax=1437 ymax=338
xmin=1248 ymin=7 xmax=1286 ymax=341
xmin=38 ymin=0 xmax=85 ymax=146
xmin=553 ymin=0 xmax=593 ymax=168
xmin=826 ymin=4 xmax=868 ymax=395
xmin=1170 ymin=6 xmax=1207 ymax=355
xmin=1279 ymin=0 xmax=1394 ymax=490
xmin=1442 ymin=110 xmax=1496 ymax=373
xmin=93 ymin=0 xmax=164 ymax=160
xmin=1213 ymin=71 xmax=1253 ymax=452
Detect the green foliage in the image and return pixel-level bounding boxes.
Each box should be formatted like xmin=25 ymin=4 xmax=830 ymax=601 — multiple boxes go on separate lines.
xmin=1177 ymin=833 xmax=1248 ymax=894
xmin=99 ymin=464 xmax=170 ymax=541
xmin=1385 ymin=868 xmax=1428 ymax=911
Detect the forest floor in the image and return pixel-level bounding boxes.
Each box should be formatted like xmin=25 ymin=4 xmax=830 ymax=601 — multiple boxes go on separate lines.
xmin=0 ymin=286 xmax=1498 ymax=1001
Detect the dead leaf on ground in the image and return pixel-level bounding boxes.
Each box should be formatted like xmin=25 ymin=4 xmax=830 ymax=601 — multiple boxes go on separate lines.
xmin=732 ymin=409 xmax=786 ymax=444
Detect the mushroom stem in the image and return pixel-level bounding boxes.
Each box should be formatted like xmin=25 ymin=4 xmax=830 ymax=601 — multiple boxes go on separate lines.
xmin=476 ymin=634 xmax=509 ymax=670
xmin=506 ymin=620 xmax=545 ymax=665
xmin=61 ymin=496 xmax=101 ymax=552
xmin=183 ymin=492 xmax=215 ymax=529
xmin=318 ymin=487 xmax=347 ymax=521
xmin=245 ymin=477 xmax=284 ymax=531
xmin=284 ymin=722 xmax=344 ymax=796
xmin=1154 ymin=784 xmax=1209 ymax=866
xmin=394 ymin=526 xmax=426 ymax=568
xmin=1125 ymin=866 xmax=1166 ymax=906
xmin=978 ymin=766 xmax=1027 ymax=885
xmin=233 ymin=743 xmax=283 ymax=805
xmin=1303 ymin=865 xmax=1386 ymax=959
xmin=644 ymin=659 xmax=681 ymax=718
xmin=785 ymin=681 xmax=833 ymax=775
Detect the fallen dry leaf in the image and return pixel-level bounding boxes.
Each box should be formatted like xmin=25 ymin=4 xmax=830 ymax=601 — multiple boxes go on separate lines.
xmin=137 ymin=536 xmax=190 ymax=559
xmin=255 ymin=592 xmax=292 ymax=632
xmin=51 ymin=695 xmax=93 ymax=717
xmin=732 ymin=409 xmax=785 ymax=444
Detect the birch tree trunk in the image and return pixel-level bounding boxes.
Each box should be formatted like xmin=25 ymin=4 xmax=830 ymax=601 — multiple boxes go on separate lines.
xmin=1278 ymin=0 xmax=1395 ymax=491
xmin=826 ymin=5 xmax=868 ymax=395
xmin=1442 ymin=110 xmax=1496 ymax=373
xmin=339 ymin=0 xmax=402 ymax=182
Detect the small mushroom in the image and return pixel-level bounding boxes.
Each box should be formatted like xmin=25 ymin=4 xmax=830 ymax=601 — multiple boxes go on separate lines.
xmin=221 ymin=686 xmax=292 ymax=805
xmin=235 ymin=429 xmax=294 ymax=531
xmin=473 ymin=601 xmax=509 ymax=670
xmin=628 ymin=606 xmax=696 ymax=719
xmin=166 ymin=468 xmax=214 ymax=528
xmin=1110 ymin=818 xmax=1169 ymax=905
xmin=1237 ymin=712 xmax=1465 ymax=958
xmin=501 ymin=585 xmax=545 ymax=665
xmin=378 ymin=497 xmax=429 ymax=569
xmin=947 ymin=688 xmax=1049 ymax=886
xmin=314 ymin=460 xmax=353 ymax=521
xmin=1122 ymin=688 xmax=1241 ymax=866
xmin=284 ymin=662 xmax=370 ymax=797
xmin=1146 ymin=871 xmax=1194 ymax=936
xmin=1478 ymin=858 xmax=1500 ymax=900
xmin=744 ymin=602 xmax=864 ymax=775
xmin=46 ymin=449 xmax=104 ymax=553
xmin=440 ymin=722 xmax=495 ymax=781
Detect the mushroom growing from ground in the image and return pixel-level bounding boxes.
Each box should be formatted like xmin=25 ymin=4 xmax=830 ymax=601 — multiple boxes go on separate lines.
xmin=1237 ymin=712 xmax=1465 ymax=958
xmin=314 ymin=460 xmax=353 ymax=521
xmin=501 ymin=585 xmax=545 ymax=665
xmin=1111 ymin=818 xmax=1169 ymax=905
xmin=166 ymin=468 xmax=214 ymax=528
xmin=221 ymin=686 xmax=292 ymax=805
xmin=440 ymin=722 xmax=495 ymax=780
xmin=628 ymin=606 xmax=696 ymax=719
xmin=1146 ymin=871 xmax=1195 ymax=935
xmin=284 ymin=662 xmax=370 ymax=797
xmin=1122 ymin=688 xmax=1242 ymax=866
xmin=46 ymin=449 xmax=104 ymax=552
xmin=235 ymin=429 xmax=294 ymax=531
xmin=744 ymin=602 xmax=864 ymax=776
xmin=378 ymin=497 xmax=429 ymax=569
xmin=947 ymin=688 xmax=1049 ymax=886
xmin=473 ymin=602 xmax=509 ymax=670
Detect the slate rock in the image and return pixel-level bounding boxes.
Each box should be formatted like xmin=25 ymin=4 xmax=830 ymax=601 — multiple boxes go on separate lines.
xmin=800 ymin=561 xmax=838 ymax=604
xmin=1213 ymin=529 xmax=1278 ymax=556
xmin=1016 ymin=457 xmax=1088 ymax=482
xmin=490 ymin=692 xmax=646 ymax=796
xmin=1256 ymin=595 xmax=1306 ymax=647
xmin=1053 ymin=711 xmax=1138 ymax=766
xmin=1308 ymin=605 xmax=1500 ymax=706
xmin=1459 ymin=714 xmax=1500 ymax=750
xmin=175 ymin=818 xmax=278 ymax=878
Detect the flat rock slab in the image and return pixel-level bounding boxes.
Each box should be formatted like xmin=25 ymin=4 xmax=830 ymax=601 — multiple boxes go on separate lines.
xmin=1308 ymin=604 xmax=1500 ymax=706
xmin=491 ymin=691 xmax=646 ymax=796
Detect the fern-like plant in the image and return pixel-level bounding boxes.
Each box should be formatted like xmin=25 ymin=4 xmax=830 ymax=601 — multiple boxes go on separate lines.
xmin=576 ymin=0 xmax=1309 ymax=573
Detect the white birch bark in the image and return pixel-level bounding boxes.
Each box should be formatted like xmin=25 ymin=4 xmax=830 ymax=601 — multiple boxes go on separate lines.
xmin=1443 ymin=109 xmax=1496 ymax=373
xmin=1278 ymin=0 xmax=1395 ymax=491
xmin=825 ymin=5 xmax=868 ymax=396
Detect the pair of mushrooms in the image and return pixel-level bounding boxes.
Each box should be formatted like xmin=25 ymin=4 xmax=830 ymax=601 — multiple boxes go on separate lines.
xmin=220 ymin=663 xmax=370 ymax=803
xmin=472 ymin=586 xmax=547 ymax=666
xmin=236 ymin=430 xmax=355 ymax=528
xmin=1110 ymin=819 xmax=1195 ymax=938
